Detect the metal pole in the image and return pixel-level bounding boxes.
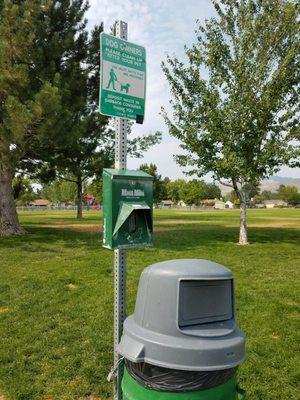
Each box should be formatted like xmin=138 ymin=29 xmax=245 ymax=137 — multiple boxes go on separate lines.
xmin=113 ymin=20 xmax=128 ymax=400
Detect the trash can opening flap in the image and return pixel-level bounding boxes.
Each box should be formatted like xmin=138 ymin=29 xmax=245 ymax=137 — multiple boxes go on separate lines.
xmin=179 ymin=280 xmax=233 ymax=327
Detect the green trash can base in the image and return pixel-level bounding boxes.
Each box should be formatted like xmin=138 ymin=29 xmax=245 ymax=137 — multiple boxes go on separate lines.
xmin=122 ymin=368 xmax=239 ymax=400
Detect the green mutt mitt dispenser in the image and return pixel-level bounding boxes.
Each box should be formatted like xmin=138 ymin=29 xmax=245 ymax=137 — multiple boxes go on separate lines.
xmin=102 ymin=169 xmax=153 ymax=250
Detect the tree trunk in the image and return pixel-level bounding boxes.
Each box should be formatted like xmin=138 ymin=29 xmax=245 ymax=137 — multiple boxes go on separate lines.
xmin=76 ymin=178 xmax=83 ymax=219
xmin=0 ymin=156 xmax=26 ymax=236
xmin=239 ymin=201 xmax=249 ymax=245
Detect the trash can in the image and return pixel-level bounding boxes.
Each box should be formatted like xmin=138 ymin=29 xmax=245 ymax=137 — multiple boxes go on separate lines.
xmin=119 ymin=259 xmax=247 ymax=399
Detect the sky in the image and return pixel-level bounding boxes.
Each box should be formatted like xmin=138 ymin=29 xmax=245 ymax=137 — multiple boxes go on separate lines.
xmin=86 ymin=0 xmax=300 ymax=180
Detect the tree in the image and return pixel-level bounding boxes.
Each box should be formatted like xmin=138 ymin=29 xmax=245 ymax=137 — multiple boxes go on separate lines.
xmin=162 ymin=0 xmax=299 ymax=244
xmin=41 ymin=179 xmax=77 ymax=205
xmin=85 ymin=178 xmax=103 ymax=204
xmin=139 ymin=163 xmax=166 ymax=204
xmin=260 ymin=190 xmax=274 ymax=201
xmin=206 ymin=182 xmax=222 ymax=199
xmin=167 ymin=179 xmax=186 ymax=203
xmin=0 ymin=0 xmax=62 ymax=235
xmin=161 ymin=177 xmax=170 ymax=201
xmin=178 ymin=181 xmax=199 ymax=205
xmin=225 ymin=190 xmax=243 ymax=207
xmin=13 ymin=175 xmax=37 ymax=205
xmin=277 ymin=184 xmax=300 ymax=205
xmin=178 ymin=179 xmax=221 ymax=205
xmin=252 ymin=194 xmax=263 ymax=204
xmin=19 ymin=1 xmax=108 ymax=220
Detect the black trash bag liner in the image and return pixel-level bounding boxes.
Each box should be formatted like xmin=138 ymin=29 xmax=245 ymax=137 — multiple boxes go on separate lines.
xmin=125 ymin=359 xmax=236 ymax=392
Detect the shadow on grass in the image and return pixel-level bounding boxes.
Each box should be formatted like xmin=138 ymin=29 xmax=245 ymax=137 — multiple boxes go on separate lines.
xmin=155 ymin=213 xmax=239 ymax=222
xmin=157 ymin=224 xmax=299 ymax=246
xmin=20 ymin=214 xmax=102 ymax=225
xmin=0 ymin=226 xmax=102 ymax=253
xmin=0 ymin=223 xmax=299 ymax=254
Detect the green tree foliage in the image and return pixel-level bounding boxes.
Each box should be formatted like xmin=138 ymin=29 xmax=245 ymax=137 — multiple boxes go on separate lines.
xmin=162 ymin=0 xmax=300 ymax=244
xmin=166 ymin=179 xmax=186 ymax=203
xmin=178 ymin=179 xmax=221 ymax=205
xmin=206 ymin=182 xmax=222 ymax=199
xmin=139 ymin=163 xmax=166 ymax=204
xmin=224 ymin=190 xmax=240 ymax=203
xmin=161 ymin=177 xmax=170 ymax=201
xmin=227 ymin=193 xmax=240 ymax=207
xmin=41 ymin=179 xmax=77 ymax=204
xmin=0 ymin=0 xmax=62 ymax=235
xmin=252 ymin=194 xmax=264 ymax=204
xmin=21 ymin=1 xmax=109 ymax=220
xmin=13 ymin=175 xmax=37 ymax=205
xmin=277 ymin=184 xmax=300 ymax=205
xmin=260 ymin=190 xmax=274 ymax=200
xmin=85 ymin=179 xmax=103 ymax=204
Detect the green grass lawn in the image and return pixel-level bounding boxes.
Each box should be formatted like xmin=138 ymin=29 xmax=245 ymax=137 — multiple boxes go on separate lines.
xmin=0 ymin=208 xmax=299 ymax=400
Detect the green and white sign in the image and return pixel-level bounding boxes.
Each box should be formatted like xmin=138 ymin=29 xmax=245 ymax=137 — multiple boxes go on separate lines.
xmin=100 ymin=33 xmax=146 ymax=122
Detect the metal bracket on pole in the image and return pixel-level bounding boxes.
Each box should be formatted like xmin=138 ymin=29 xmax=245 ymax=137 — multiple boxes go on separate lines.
xmin=113 ymin=19 xmax=128 ymax=400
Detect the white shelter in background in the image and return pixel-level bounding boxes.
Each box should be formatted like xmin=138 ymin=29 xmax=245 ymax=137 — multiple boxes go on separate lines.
xmin=225 ymin=200 xmax=234 ymax=209
xmin=263 ymin=199 xmax=287 ymax=208
xmin=178 ymin=200 xmax=187 ymax=207
xmin=214 ymin=199 xmax=226 ymax=209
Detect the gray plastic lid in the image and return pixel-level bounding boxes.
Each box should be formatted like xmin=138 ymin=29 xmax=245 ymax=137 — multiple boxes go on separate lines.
xmin=119 ymin=259 xmax=246 ymax=371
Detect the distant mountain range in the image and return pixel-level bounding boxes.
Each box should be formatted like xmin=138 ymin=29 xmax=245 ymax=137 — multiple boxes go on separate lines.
xmin=219 ymin=176 xmax=300 ymax=195
xmin=261 ymin=176 xmax=300 ymax=192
